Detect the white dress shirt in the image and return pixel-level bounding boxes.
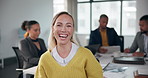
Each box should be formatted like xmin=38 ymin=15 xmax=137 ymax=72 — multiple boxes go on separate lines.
xmin=143 ymin=34 xmax=148 ymax=56
xmin=51 ymin=43 xmax=79 ymax=66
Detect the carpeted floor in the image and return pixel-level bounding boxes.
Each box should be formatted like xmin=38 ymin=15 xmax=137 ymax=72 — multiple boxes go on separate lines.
xmin=0 ymin=63 xmax=19 ymax=78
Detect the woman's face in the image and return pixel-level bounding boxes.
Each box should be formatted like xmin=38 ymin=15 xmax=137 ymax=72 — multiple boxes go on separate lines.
xmin=53 ymin=14 xmax=74 ymax=45
xmin=27 ymin=24 xmax=40 ymax=40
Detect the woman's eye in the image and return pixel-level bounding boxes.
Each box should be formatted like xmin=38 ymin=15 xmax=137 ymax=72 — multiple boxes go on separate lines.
xmin=67 ymin=25 xmax=72 ymax=27
xmin=57 ymin=25 xmax=61 ymax=26
xmin=34 ymin=29 xmax=38 ymax=32
xmin=34 ymin=29 xmax=40 ymax=32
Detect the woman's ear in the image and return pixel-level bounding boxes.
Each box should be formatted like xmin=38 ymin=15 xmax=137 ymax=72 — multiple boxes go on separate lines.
xmin=26 ymin=29 xmax=30 ymax=33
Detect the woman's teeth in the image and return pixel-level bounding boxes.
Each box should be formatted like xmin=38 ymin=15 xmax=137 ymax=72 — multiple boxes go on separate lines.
xmin=59 ymin=34 xmax=67 ymax=38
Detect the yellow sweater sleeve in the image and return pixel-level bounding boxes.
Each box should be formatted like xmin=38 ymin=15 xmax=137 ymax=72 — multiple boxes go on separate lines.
xmin=34 ymin=60 xmax=47 ymax=78
xmin=80 ymin=48 xmax=103 ymax=78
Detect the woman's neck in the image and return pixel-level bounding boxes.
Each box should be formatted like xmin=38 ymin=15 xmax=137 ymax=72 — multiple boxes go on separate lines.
xmin=56 ymin=42 xmax=72 ymax=58
xmin=29 ymin=36 xmax=37 ymax=40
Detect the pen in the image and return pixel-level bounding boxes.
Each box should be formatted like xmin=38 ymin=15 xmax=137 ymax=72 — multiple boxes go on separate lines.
xmin=103 ymin=62 xmax=110 ymax=72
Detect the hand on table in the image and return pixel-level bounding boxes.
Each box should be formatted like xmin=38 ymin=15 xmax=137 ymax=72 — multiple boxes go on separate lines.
xmin=124 ymin=48 xmax=130 ymax=53
xmin=124 ymin=48 xmax=144 ymax=57
xmin=132 ymin=52 xmax=144 ymax=57
xmin=99 ymin=47 xmax=108 ymax=53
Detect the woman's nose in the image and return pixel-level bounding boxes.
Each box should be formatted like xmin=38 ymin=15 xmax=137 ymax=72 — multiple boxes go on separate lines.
xmin=61 ymin=26 xmax=66 ymax=31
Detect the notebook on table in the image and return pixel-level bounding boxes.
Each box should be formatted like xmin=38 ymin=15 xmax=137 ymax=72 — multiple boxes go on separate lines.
xmin=113 ymin=57 xmax=145 ymax=65
xmin=101 ymin=46 xmax=120 ymax=54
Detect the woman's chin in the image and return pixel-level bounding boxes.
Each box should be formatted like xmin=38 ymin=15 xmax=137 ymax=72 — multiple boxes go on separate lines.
xmin=58 ymin=40 xmax=71 ymax=45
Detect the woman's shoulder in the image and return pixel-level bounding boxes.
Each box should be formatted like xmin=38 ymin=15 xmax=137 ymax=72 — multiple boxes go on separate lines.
xmin=38 ymin=50 xmax=53 ymax=65
xmin=76 ymin=47 xmax=97 ymax=61
xmin=40 ymin=50 xmax=51 ymax=59
xmin=77 ymin=47 xmax=93 ymax=56
xmin=20 ymin=38 xmax=28 ymax=43
xmin=78 ymin=47 xmax=90 ymax=51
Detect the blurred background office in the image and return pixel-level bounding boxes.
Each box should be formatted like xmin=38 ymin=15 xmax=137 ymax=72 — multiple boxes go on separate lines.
xmin=0 ymin=0 xmax=148 ymax=78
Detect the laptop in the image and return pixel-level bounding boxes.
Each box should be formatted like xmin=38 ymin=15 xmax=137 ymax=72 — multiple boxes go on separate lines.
xmin=113 ymin=57 xmax=145 ymax=65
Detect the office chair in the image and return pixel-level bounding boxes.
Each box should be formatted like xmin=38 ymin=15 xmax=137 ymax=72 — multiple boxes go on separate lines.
xmin=119 ymin=36 xmax=124 ymax=52
xmin=85 ymin=44 xmax=100 ymax=55
xmin=12 ymin=47 xmax=24 ymax=78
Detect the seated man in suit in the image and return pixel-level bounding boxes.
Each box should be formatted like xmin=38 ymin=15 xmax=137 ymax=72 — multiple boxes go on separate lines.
xmin=124 ymin=15 xmax=148 ymax=57
xmin=88 ymin=14 xmax=121 ymax=54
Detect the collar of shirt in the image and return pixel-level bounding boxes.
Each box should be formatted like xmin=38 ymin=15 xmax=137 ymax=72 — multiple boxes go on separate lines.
xmin=51 ymin=43 xmax=79 ymax=66
xmin=99 ymin=28 xmax=107 ymax=32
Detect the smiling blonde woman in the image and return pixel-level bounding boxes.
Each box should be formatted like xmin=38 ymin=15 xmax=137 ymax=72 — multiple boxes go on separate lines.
xmin=34 ymin=12 xmax=103 ymax=78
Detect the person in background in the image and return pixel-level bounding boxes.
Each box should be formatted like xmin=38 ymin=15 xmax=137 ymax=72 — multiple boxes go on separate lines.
xmin=34 ymin=12 xmax=103 ymax=78
xmin=124 ymin=15 xmax=148 ymax=57
xmin=19 ymin=20 xmax=47 ymax=69
xmin=89 ymin=14 xmax=121 ymax=54
xmin=21 ymin=21 xmax=29 ymax=38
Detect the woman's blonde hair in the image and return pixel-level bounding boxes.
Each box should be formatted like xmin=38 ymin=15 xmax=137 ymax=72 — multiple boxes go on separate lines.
xmin=48 ymin=11 xmax=79 ymax=51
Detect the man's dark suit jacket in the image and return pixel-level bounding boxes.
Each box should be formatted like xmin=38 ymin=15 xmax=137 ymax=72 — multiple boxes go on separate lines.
xmin=19 ymin=37 xmax=47 ymax=69
xmin=88 ymin=27 xmax=121 ymax=52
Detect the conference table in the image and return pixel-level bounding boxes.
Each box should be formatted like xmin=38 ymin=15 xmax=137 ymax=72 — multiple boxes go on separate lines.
xmin=23 ymin=66 xmax=37 ymax=78
xmin=23 ymin=53 xmax=148 ymax=78
xmin=97 ymin=53 xmax=148 ymax=78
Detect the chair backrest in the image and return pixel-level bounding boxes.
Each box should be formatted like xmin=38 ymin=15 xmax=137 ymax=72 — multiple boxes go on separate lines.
xmin=12 ymin=47 xmax=23 ymax=69
xmin=119 ymin=36 xmax=124 ymax=52
xmin=85 ymin=44 xmax=100 ymax=55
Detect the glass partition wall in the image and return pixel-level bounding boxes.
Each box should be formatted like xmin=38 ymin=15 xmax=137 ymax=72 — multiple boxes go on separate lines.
xmin=77 ymin=0 xmax=136 ymax=36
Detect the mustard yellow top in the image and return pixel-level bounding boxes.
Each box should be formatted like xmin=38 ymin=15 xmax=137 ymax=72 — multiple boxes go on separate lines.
xmin=100 ymin=29 xmax=109 ymax=46
xmin=34 ymin=47 xmax=103 ymax=78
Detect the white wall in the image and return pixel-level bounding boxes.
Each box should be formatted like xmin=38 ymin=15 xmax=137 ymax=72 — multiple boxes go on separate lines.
xmin=136 ymin=0 xmax=148 ymax=31
xmin=76 ymin=34 xmax=89 ymax=46
xmin=0 ymin=0 xmax=53 ymax=58
xmin=67 ymin=0 xmax=77 ymax=30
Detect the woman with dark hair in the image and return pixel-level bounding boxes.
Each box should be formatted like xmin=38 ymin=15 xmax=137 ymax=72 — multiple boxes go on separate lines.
xmin=19 ymin=20 xmax=47 ymax=69
xmin=21 ymin=21 xmax=29 ymax=38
